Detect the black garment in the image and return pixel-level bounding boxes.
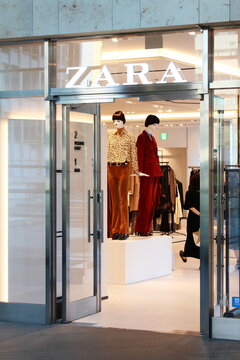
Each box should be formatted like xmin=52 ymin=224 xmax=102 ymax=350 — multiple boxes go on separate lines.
xmin=176 ymin=179 xmax=184 ymax=211
xmin=183 ymin=189 xmax=200 ymax=259
xmin=184 ymin=189 xmax=200 ymax=232
xmin=183 ymin=232 xmax=200 ymax=259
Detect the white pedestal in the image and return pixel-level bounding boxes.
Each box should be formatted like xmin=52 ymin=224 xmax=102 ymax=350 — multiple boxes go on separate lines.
xmin=107 ymin=235 xmax=172 ymax=284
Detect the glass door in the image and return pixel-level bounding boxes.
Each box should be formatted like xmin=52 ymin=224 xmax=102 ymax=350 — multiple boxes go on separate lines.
xmin=62 ymin=103 xmax=102 ymax=322
xmin=212 ymin=90 xmax=240 ymax=340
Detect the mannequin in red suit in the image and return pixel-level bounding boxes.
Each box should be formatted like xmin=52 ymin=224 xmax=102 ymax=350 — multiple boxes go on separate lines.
xmin=135 ymin=115 xmax=162 ymax=236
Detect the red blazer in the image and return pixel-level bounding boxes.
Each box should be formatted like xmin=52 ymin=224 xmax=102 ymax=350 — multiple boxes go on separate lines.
xmin=136 ymin=130 xmax=162 ymax=177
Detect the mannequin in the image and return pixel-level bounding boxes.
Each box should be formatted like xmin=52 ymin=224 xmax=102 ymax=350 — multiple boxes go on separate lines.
xmin=107 ymin=110 xmax=139 ymax=240
xmin=135 ymin=115 xmax=162 ymax=236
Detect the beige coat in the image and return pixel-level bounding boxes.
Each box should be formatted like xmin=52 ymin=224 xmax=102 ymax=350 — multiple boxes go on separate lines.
xmin=129 ymin=175 xmax=140 ymax=211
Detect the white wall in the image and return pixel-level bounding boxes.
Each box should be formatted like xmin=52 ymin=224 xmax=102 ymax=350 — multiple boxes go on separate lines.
xmin=156 ymin=128 xmax=187 ymax=148
xmin=187 ymin=126 xmax=200 ymax=180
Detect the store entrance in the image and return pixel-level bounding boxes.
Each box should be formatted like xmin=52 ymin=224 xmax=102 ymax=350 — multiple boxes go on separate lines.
xmin=56 ymin=93 xmax=201 ymax=333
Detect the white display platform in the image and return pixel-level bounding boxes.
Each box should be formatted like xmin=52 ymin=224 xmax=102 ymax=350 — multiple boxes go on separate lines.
xmin=107 ymin=235 xmax=172 ymax=284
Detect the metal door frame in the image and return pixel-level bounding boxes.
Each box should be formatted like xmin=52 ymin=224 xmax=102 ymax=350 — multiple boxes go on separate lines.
xmin=50 ymin=84 xmax=206 ymax=325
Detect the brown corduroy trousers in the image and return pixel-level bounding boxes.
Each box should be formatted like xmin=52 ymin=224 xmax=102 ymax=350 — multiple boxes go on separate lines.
xmin=108 ymin=163 xmax=129 ymax=235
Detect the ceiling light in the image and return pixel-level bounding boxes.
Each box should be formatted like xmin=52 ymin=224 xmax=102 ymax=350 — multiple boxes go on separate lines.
xmin=101 ymin=48 xmax=202 ymax=66
xmin=188 ymin=32 xmax=196 ymax=36
xmin=102 ymin=48 xmax=240 ymax=78
xmin=101 ymin=110 xmax=235 ymax=122
xmin=126 ymin=101 xmax=132 ymax=104
xmin=153 ymin=105 xmax=159 ymax=108
xmin=101 ymin=112 xmax=200 ymax=121
xmin=112 ymin=37 xmax=118 ymax=42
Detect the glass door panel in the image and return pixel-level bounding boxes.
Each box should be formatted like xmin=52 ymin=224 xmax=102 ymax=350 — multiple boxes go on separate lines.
xmin=69 ymin=108 xmax=94 ymax=301
xmin=62 ymin=103 xmax=101 ymax=322
xmin=212 ymin=89 xmax=240 ymax=321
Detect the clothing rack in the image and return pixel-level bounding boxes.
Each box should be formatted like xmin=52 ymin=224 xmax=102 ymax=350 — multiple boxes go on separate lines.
xmin=160 ymin=161 xmax=170 ymax=166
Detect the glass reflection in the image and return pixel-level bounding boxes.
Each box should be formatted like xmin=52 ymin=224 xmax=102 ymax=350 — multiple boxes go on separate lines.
xmin=0 ymin=98 xmax=46 ymax=304
xmin=56 ymin=31 xmax=203 ymax=88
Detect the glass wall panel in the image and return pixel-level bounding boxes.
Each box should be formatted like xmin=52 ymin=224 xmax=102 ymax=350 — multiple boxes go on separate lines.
xmin=0 ymin=43 xmax=44 ymax=90
xmin=213 ymin=89 xmax=240 ymax=319
xmin=214 ymin=29 xmax=240 ymax=81
xmin=0 ymin=97 xmax=46 ymax=304
xmin=56 ymin=31 xmax=203 ymax=89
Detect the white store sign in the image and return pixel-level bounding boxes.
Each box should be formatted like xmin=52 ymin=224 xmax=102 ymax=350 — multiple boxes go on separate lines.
xmin=65 ymin=61 xmax=187 ymax=88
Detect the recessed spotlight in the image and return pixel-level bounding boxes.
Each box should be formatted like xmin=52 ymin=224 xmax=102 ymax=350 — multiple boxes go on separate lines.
xmin=112 ymin=37 xmax=118 ymax=42
xmin=126 ymin=101 xmax=132 ymax=104
xmin=153 ymin=105 xmax=159 ymax=108
xmin=188 ymin=32 xmax=196 ymax=36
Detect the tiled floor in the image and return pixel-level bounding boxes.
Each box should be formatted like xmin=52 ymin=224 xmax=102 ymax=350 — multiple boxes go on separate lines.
xmin=77 ymin=232 xmax=201 ymax=333
xmin=1 ymin=230 xmax=240 ymax=359
xmin=1 ymin=321 xmax=240 ymax=360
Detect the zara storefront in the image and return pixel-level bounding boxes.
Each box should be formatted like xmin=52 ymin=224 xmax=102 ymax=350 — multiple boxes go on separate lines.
xmin=0 ymin=26 xmax=240 ymax=340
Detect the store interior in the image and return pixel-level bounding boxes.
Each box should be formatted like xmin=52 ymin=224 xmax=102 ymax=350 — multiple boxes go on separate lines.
xmin=72 ymin=95 xmax=201 ymax=334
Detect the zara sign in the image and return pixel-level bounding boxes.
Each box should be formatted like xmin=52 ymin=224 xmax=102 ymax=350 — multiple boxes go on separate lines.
xmin=65 ymin=61 xmax=187 ymax=88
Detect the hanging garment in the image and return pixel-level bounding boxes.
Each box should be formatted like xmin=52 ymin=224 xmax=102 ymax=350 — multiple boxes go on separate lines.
xmin=129 ymin=175 xmax=140 ymax=212
xmin=174 ymin=184 xmax=183 ymax=225
xmin=176 ymin=179 xmax=184 ymax=211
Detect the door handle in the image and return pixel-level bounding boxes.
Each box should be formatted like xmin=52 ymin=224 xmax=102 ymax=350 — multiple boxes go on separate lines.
xmin=88 ymin=190 xmax=94 ymax=243
xmin=99 ymin=190 xmax=104 ymax=243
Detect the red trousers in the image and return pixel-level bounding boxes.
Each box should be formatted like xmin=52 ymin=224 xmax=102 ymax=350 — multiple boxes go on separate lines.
xmin=108 ymin=164 xmax=129 ymax=235
xmin=135 ymin=177 xmax=160 ymax=233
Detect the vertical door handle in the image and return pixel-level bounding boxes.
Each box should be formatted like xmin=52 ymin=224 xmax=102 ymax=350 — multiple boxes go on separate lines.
xmin=100 ymin=190 xmax=104 ymax=243
xmin=88 ymin=190 xmax=94 ymax=243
